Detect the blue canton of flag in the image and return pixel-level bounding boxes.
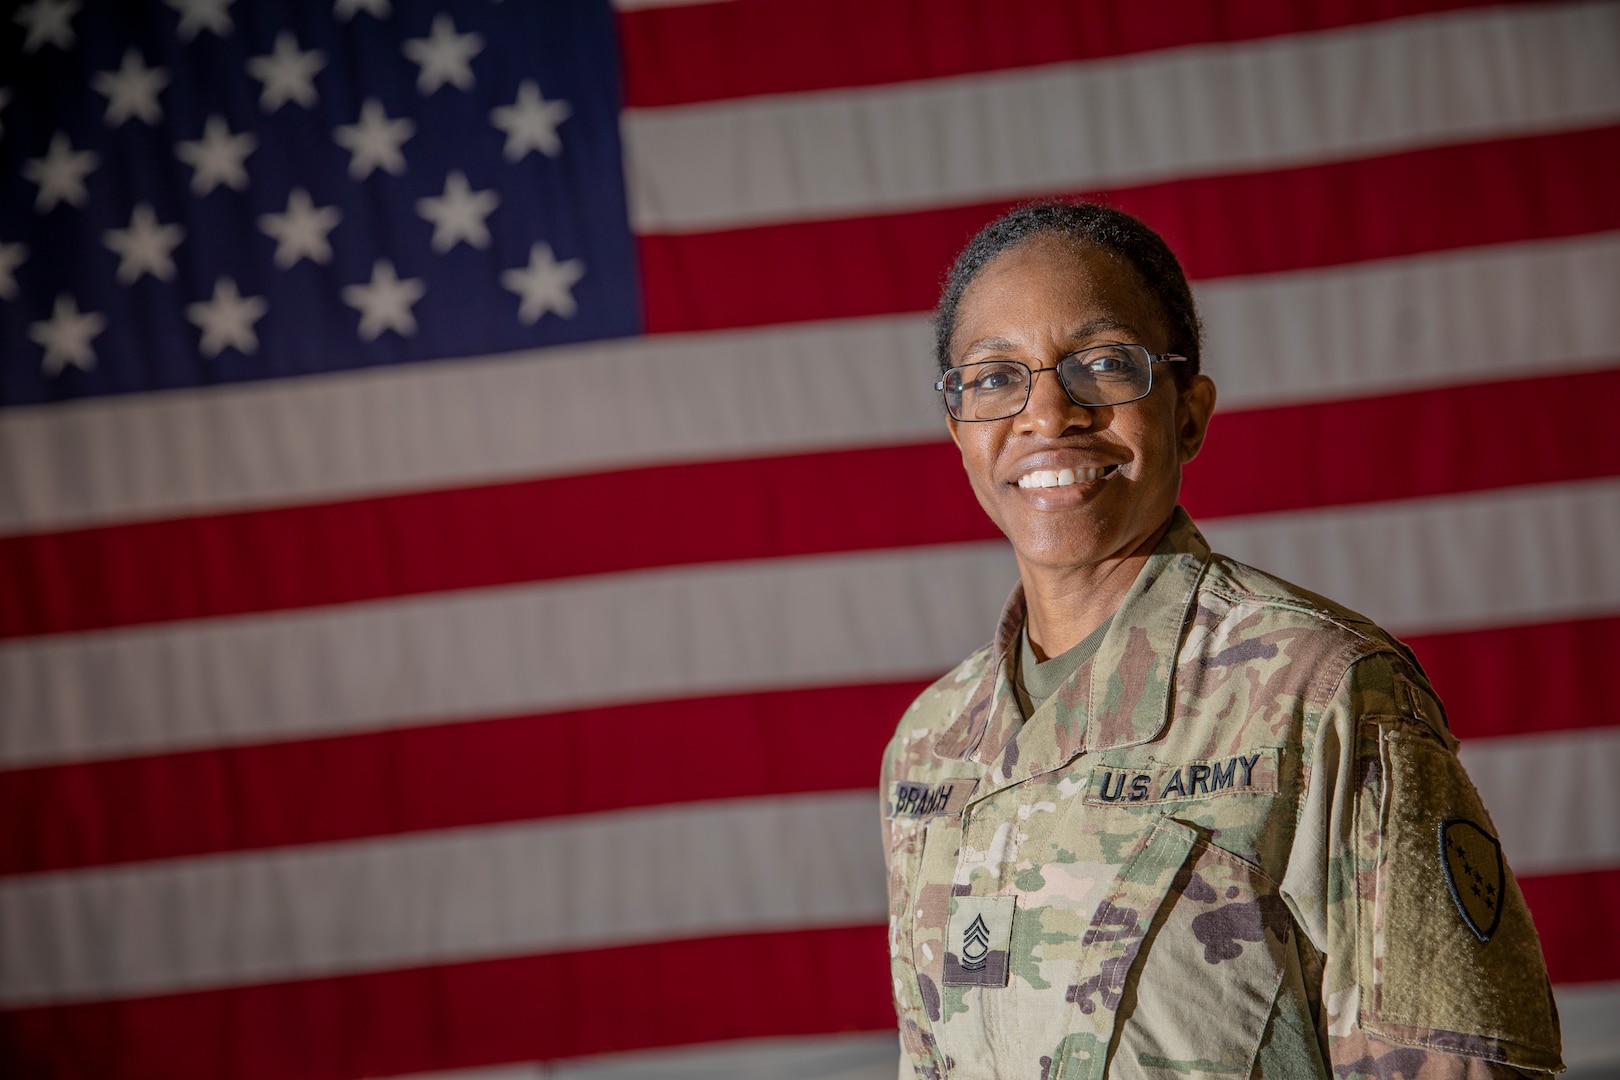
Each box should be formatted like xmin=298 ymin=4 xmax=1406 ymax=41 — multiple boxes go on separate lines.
xmin=0 ymin=0 xmax=640 ymax=407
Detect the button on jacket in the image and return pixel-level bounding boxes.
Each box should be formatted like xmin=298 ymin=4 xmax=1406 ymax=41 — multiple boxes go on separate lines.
xmin=881 ymin=510 xmax=1562 ymax=1079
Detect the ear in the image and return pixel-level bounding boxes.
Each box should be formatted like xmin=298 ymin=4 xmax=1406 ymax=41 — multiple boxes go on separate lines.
xmin=946 ymin=412 xmax=964 ymax=452
xmin=1176 ymin=374 xmax=1217 ymax=464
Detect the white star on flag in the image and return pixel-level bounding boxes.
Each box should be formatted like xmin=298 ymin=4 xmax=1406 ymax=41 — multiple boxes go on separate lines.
xmin=403 ymin=15 xmax=483 ymax=94
xmin=166 ymin=0 xmax=233 ymax=41
xmin=92 ymin=49 xmax=170 ymax=127
xmin=22 ymin=133 xmax=99 ymax=211
xmin=186 ymin=278 xmax=268 ymax=358
xmin=501 ymin=242 xmax=584 ymax=324
xmin=104 ymin=203 xmax=185 ymax=283
xmin=335 ymin=98 xmax=414 ymax=179
xmin=176 ymin=115 xmax=256 ymax=194
xmin=247 ymin=31 xmax=326 ymax=111
xmin=14 ymin=0 xmax=79 ymax=53
xmin=334 ymin=0 xmax=390 ymax=21
xmin=258 ymin=188 xmax=341 ymax=267
xmin=30 ymin=294 xmax=106 ymax=375
xmin=490 ymin=81 xmax=570 ymax=161
xmin=416 ymin=171 xmax=499 ymax=253
xmin=0 ymin=241 xmax=27 ymax=300
xmin=343 ymin=260 xmax=425 ymax=340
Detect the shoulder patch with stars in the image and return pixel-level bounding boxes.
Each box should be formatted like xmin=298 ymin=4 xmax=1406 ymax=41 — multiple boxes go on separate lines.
xmin=1438 ymin=818 xmax=1505 ymax=942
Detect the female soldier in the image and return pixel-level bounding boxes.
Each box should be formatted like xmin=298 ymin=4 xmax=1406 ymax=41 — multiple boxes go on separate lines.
xmin=881 ymin=202 xmax=1563 ymax=1079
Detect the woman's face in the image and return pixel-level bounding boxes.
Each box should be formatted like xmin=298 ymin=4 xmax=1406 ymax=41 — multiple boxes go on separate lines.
xmin=945 ymin=235 xmax=1216 ymax=576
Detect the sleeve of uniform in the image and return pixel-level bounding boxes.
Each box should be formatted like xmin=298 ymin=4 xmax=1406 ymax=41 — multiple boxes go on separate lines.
xmin=1281 ymin=649 xmax=1564 ymax=1078
xmin=879 ymin=716 xmax=928 ymax=1080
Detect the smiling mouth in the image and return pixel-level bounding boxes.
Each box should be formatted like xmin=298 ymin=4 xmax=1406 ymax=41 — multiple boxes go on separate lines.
xmin=1015 ymin=465 xmax=1120 ymax=489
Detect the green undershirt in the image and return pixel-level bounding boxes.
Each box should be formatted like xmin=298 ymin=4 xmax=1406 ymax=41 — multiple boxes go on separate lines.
xmin=1013 ymin=617 xmax=1112 ymax=721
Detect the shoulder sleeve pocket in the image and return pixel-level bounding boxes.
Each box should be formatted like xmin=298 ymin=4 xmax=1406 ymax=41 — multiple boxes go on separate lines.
xmin=1361 ymin=720 xmax=1563 ymax=1072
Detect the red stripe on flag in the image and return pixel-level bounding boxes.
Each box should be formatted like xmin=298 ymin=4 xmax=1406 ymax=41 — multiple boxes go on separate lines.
xmin=1180 ymin=365 xmax=1620 ymax=520
xmin=7 ymin=614 xmax=1616 ymax=876
xmin=638 ymin=126 xmax=1620 ymax=334
xmin=618 ymin=0 xmax=1517 ymax=108
xmin=5 ymin=365 xmax=1619 ymax=638
xmin=0 ymin=925 xmax=894 ymax=1080
xmin=0 ymin=441 xmax=991 ymax=638
xmin=0 ymin=681 xmax=922 ymax=876
xmin=1521 ymin=866 xmax=1620 ymax=985
xmin=1405 ymin=616 xmax=1620 ymax=742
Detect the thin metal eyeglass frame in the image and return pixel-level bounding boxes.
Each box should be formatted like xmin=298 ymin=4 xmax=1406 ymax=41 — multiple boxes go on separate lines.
xmin=934 ymin=347 xmax=1188 ymax=422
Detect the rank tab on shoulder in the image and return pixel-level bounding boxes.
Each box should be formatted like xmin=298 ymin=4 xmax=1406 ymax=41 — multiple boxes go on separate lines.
xmin=1082 ymin=748 xmax=1280 ymax=806
xmin=887 ymin=777 xmax=978 ymax=819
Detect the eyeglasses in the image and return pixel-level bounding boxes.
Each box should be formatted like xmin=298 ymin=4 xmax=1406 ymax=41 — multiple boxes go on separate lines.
xmin=935 ymin=344 xmax=1187 ymax=422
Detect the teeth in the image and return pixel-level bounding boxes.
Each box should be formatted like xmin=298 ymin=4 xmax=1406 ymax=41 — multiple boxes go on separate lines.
xmin=1017 ymin=466 xmax=1114 ymax=488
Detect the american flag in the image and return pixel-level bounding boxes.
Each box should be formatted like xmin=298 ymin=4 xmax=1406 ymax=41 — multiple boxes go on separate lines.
xmin=1 ymin=0 xmax=1617 ymax=1076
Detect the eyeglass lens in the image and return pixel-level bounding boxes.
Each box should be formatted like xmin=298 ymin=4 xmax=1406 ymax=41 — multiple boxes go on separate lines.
xmin=942 ymin=345 xmax=1154 ymax=421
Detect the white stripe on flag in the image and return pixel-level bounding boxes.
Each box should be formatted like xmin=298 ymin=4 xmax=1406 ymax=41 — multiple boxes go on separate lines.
xmin=3 ymin=233 xmax=1616 ymax=534
xmin=1553 ymin=982 xmax=1620 ymax=1071
xmin=0 ymin=542 xmax=1018 ymax=767
xmin=622 ymin=3 xmax=1620 ymax=231
xmin=1198 ymin=233 xmax=1620 ymax=410
xmin=2 ymin=729 xmax=1613 ymax=1007
xmin=0 ymin=790 xmax=887 ymax=1006
xmin=5 ymin=479 xmax=1620 ymax=768
xmin=388 ymin=1033 xmax=901 ymax=1080
xmin=1460 ymin=728 xmax=1620 ymax=876
xmin=1200 ymin=479 xmax=1620 ymax=637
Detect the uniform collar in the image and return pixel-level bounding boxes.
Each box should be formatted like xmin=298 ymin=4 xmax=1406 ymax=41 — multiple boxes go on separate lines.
xmin=933 ymin=507 xmax=1212 ymax=767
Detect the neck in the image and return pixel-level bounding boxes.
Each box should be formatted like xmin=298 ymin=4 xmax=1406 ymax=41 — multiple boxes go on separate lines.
xmin=1019 ymin=517 xmax=1173 ymax=660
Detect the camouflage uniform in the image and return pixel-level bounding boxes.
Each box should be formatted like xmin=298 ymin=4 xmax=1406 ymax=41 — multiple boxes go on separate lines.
xmin=881 ymin=509 xmax=1563 ymax=1079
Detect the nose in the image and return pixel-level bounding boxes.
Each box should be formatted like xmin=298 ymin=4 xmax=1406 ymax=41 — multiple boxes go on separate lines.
xmin=1015 ymin=365 xmax=1094 ymax=436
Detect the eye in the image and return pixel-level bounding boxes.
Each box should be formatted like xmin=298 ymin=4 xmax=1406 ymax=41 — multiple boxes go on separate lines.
xmin=1073 ymin=347 xmax=1134 ymax=378
xmin=966 ymin=362 xmax=1026 ymax=392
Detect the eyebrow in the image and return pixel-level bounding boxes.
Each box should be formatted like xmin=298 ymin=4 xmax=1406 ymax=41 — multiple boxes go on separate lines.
xmin=958 ymin=317 xmax=1139 ymax=357
xmin=1067 ymin=316 xmax=1137 ymax=340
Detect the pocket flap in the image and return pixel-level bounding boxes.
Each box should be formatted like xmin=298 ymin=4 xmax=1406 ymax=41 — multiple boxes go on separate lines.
xmin=1058 ymin=819 xmax=1293 ymax=1080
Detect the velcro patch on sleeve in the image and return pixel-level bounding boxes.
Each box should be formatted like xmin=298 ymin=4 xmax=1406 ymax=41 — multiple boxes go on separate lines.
xmin=1082 ymin=749 xmax=1280 ymax=806
xmin=886 ymin=777 xmax=979 ymax=819
xmin=1366 ymin=721 xmax=1563 ymax=1072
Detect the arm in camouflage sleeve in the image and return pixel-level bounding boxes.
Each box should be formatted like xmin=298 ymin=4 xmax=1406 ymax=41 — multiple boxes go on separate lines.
xmin=879 ymin=725 xmax=927 ymax=1080
xmin=1282 ymin=649 xmax=1564 ymax=1079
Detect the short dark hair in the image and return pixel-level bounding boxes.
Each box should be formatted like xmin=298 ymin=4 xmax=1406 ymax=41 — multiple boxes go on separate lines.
xmin=933 ymin=200 xmax=1202 ymax=383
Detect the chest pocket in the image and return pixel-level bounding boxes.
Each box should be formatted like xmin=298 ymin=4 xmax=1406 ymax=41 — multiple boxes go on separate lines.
xmin=1055 ymin=817 xmax=1293 ymax=1080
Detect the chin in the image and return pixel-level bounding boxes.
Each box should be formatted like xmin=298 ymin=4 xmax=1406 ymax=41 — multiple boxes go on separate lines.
xmin=1003 ymin=499 xmax=1176 ymax=573
xmin=1009 ymin=524 xmax=1115 ymax=571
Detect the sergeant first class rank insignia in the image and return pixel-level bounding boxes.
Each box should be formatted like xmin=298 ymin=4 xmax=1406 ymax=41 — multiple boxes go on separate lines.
xmin=943 ymin=895 xmax=1016 ymax=987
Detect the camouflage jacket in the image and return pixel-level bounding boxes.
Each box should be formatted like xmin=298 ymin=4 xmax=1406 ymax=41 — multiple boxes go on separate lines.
xmin=881 ymin=509 xmax=1563 ymax=1079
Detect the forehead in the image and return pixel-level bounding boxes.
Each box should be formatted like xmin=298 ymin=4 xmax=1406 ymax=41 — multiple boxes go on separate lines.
xmin=950 ymin=236 xmax=1167 ymax=356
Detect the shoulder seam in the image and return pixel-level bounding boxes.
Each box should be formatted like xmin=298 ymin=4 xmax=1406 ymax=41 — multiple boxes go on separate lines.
xmin=1202 ymin=579 xmax=1374 ymax=629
